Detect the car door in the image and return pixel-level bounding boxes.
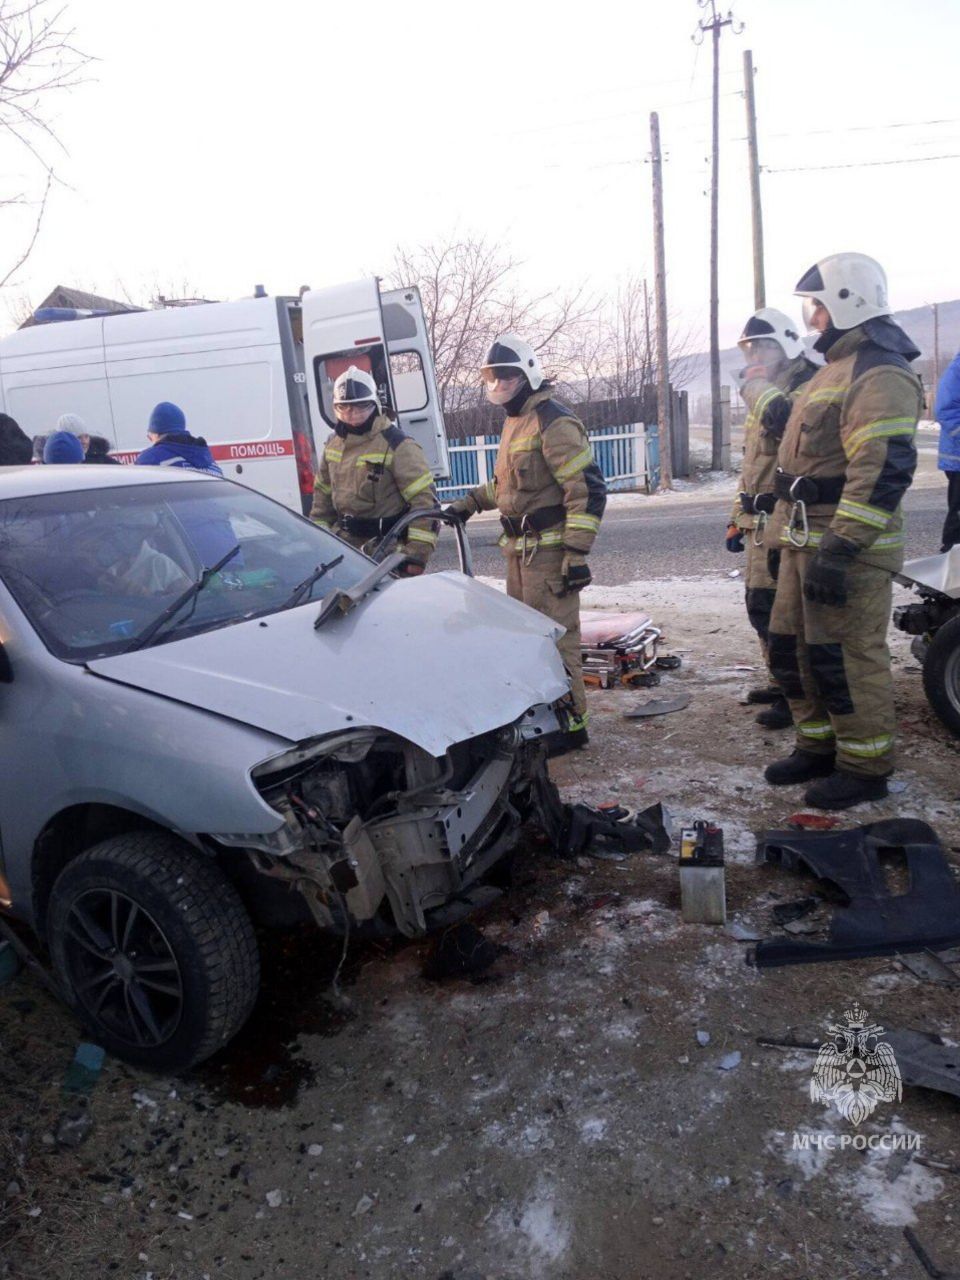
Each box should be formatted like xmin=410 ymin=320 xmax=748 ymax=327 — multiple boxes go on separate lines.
xmin=300 ymin=278 xmax=449 ymax=476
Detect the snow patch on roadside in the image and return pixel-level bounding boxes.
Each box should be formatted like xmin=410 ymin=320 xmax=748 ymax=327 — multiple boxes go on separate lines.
xmin=493 ymin=1179 xmax=571 ymax=1276
xmin=475 ymin=572 xmax=743 ymax=615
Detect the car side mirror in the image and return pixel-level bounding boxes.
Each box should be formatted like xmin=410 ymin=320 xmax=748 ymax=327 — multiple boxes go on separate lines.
xmin=0 ymin=644 xmax=12 ymax=683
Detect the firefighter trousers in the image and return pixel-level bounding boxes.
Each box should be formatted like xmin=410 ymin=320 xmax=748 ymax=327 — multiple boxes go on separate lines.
xmin=505 ymin=546 xmax=587 ymax=721
xmin=744 ymin=531 xmax=777 ymax=664
xmin=767 ymin=547 xmax=896 ymax=777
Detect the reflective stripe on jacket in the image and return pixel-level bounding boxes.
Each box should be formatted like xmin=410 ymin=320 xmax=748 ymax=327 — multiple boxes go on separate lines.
xmin=461 ymin=389 xmax=606 ymax=554
xmin=768 ymin=323 xmax=921 ymax=570
xmin=309 ymin=415 xmax=438 ymax=563
xmin=733 ymin=355 xmax=817 ymax=528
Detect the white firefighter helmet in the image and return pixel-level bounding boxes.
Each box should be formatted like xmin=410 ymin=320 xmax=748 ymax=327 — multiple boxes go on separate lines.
xmin=738 ymin=308 xmax=804 ymax=362
xmin=794 ymin=253 xmax=891 ymax=331
xmin=480 ymin=333 xmax=545 ymax=391
xmin=332 ymin=365 xmax=381 ymax=411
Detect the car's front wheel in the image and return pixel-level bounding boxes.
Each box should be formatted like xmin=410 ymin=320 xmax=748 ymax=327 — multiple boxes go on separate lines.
xmin=923 ymin=612 xmax=960 ymax=741
xmin=48 ymin=832 xmax=260 ymax=1071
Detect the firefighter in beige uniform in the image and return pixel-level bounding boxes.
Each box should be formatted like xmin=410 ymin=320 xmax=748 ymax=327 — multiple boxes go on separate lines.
xmin=761 ymin=254 xmax=921 ymax=810
xmin=726 ymin=309 xmax=817 ymax=730
xmin=310 ymin=366 xmax=438 ymax=574
xmin=446 ymin=335 xmax=607 ymax=753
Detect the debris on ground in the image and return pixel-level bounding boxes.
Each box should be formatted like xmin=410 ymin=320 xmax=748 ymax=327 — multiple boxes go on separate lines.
xmin=61 ymin=1042 xmax=105 ymax=1096
xmin=886 ymin=1029 xmax=960 ymax=1101
xmin=898 ymin=949 xmax=960 ymax=986
xmin=753 ymin=819 xmax=960 ymax=967
xmin=54 ymin=1109 xmax=93 ymax=1149
xmin=622 ymin=691 xmax=691 ymax=718
xmin=421 ymin=921 xmax=503 ymax=982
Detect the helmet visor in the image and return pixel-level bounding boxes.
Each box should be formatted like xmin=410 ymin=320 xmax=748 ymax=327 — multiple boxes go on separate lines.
xmin=739 ymin=337 xmax=783 ymax=368
xmin=334 ymin=400 xmax=376 ymax=417
xmin=801 ymin=296 xmax=827 ymax=333
xmin=480 ymin=365 xmax=522 ymax=385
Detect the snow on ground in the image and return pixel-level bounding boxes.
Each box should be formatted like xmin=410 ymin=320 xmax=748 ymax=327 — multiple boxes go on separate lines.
xmin=476 ymin=570 xmax=743 ymax=614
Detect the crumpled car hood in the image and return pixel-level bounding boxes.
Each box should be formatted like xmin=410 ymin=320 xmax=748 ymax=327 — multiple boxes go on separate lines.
xmin=898 ymin=545 xmax=960 ymax=598
xmin=88 ymin=571 xmax=569 ymax=758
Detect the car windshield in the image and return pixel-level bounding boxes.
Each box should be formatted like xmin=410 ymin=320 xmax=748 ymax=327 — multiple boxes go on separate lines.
xmin=0 ymin=480 xmax=372 ymax=661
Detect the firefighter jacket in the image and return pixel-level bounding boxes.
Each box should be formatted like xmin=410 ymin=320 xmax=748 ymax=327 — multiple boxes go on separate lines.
xmin=767 ymin=319 xmax=922 ymax=572
xmin=732 ymin=355 xmax=817 ymax=529
xmin=458 ymin=388 xmax=606 ymax=555
xmin=309 ymin=414 xmax=438 ymax=564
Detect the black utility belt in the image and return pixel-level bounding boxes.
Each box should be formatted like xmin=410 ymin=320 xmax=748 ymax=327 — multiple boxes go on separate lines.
xmin=500 ymin=505 xmax=566 ymax=537
xmin=771 ymin=470 xmax=846 ymax=505
xmin=338 ymin=512 xmax=403 ymax=538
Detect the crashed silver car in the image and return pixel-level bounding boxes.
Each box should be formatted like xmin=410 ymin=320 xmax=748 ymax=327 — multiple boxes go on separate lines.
xmin=0 ymin=467 xmax=568 ymax=1069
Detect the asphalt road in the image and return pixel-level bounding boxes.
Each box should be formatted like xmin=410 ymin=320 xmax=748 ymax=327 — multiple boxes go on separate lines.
xmin=431 ymin=482 xmax=951 ymax=583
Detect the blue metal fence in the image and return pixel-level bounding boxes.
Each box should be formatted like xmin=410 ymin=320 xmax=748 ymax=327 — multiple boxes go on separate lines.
xmin=437 ymin=424 xmax=646 ymax=499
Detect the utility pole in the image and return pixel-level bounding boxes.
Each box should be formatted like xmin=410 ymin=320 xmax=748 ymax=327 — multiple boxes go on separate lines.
xmin=697 ymin=2 xmax=741 ymax=469
xmin=650 ymin=111 xmax=673 ymax=488
xmin=643 ymin=277 xmax=652 ymax=373
xmin=743 ymin=48 xmax=765 ymax=309
xmin=933 ymin=302 xmax=941 ymax=385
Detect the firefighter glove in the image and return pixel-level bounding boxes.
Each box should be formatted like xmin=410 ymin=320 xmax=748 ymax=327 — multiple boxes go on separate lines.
xmin=396 ymin=559 xmax=425 ymax=578
xmin=803 ymin=531 xmax=860 ymax=607
xmin=443 ymin=501 xmax=473 ymax=525
xmin=767 ymin=549 xmax=781 ymax=581
xmin=725 ymin=524 xmax=745 ymax=553
xmin=561 ymin=550 xmax=591 ymax=593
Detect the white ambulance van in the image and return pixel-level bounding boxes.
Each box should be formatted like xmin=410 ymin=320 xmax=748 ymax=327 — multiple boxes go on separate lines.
xmin=0 ymin=279 xmax=449 ymax=514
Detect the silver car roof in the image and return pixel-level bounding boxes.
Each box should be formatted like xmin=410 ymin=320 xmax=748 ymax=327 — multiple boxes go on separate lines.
xmin=0 ymin=466 xmax=212 ymax=499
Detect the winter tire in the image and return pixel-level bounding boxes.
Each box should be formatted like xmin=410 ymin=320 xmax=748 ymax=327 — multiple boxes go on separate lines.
xmin=47 ymin=832 xmax=260 ymax=1071
xmin=922 ymin=613 xmax=960 ymax=741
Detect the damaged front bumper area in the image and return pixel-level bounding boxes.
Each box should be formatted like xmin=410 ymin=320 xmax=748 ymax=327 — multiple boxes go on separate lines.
xmin=213 ymin=703 xmax=561 ymax=937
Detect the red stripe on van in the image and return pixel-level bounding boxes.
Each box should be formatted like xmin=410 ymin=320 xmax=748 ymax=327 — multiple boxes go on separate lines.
xmin=111 ymin=439 xmax=295 ymax=466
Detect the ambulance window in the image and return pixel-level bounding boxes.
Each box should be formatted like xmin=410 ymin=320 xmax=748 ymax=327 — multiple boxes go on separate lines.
xmin=382 ymin=302 xmax=418 ymax=341
xmin=389 ymin=351 xmax=428 ymax=413
xmin=312 ymin=344 xmax=391 ymax=428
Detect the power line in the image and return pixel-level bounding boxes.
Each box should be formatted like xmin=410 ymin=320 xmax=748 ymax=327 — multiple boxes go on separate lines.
xmin=514 ymin=91 xmax=742 ymax=137
xmin=756 ymin=114 xmax=960 ymax=142
xmin=766 ymin=151 xmax=960 ymax=174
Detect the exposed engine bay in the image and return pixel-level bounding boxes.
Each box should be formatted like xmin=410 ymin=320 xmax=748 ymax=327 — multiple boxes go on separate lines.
xmin=215 ymin=705 xmax=561 ymax=936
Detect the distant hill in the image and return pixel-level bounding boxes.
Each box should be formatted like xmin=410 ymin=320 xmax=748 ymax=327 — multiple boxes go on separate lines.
xmin=680 ymin=300 xmax=960 ymax=399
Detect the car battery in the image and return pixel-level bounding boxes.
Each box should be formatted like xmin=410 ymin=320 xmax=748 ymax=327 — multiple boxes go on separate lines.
xmin=678 ymin=821 xmax=726 ymax=925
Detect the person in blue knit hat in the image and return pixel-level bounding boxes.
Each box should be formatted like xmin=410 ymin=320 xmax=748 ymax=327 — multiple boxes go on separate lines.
xmin=135 ymin=402 xmax=223 ymax=475
xmin=43 ymin=431 xmax=86 ymax=464
xmin=134 ymin=402 xmax=239 ymax=572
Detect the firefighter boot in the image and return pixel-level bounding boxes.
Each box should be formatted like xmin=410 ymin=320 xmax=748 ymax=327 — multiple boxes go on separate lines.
xmin=545 ymin=711 xmax=589 ymax=758
xmin=764 ymin=750 xmax=836 ymax=786
xmin=802 ymin=770 xmax=889 ymax=811
xmin=746 ymin=686 xmax=781 ymax=705
xmin=756 ymin=695 xmax=792 ymax=729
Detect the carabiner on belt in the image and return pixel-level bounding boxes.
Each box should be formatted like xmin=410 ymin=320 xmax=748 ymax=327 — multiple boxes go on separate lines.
xmin=752 ymin=510 xmax=767 ymax=548
xmin=786 ymin=476 xmax=810 ymax=548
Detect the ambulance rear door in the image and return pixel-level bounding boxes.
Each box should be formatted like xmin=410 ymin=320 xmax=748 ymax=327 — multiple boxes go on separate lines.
xmin=300 ymin=278 xmax=449 ymax=476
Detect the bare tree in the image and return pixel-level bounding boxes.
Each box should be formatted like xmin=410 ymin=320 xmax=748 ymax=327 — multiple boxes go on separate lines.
xmin=559 ymin=274 xmax=698 ymax=407
xmin=1 ymin=0 xmax=92 ymax=286
xmin=386 ymin=234 xmax=594 ymax=414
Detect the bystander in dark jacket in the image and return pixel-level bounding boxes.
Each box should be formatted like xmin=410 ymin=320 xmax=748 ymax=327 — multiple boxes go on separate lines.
xmin=0 ymin=414 xmax=33 ymax=466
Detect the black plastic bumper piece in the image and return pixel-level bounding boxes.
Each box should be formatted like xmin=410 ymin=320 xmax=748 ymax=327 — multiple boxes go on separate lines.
xmin=751 ymin=819 xmax=960 ymax=968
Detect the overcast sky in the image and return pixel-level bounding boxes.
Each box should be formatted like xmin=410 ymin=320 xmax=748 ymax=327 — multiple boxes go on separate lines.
xmin=2 ymin=0 xmax=958 ymax=348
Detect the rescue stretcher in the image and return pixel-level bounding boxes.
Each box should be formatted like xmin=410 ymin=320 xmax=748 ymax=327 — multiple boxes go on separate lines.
xmin=579 ymin=610 xmax=663 ymax=689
